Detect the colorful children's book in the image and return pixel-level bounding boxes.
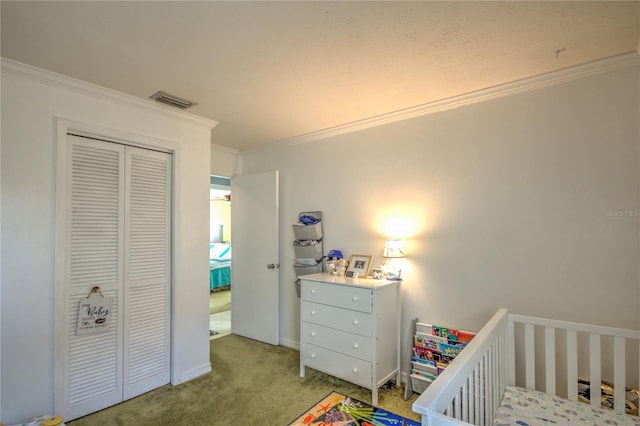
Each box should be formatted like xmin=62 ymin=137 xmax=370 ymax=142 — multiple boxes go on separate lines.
xmin=412 ymin=321 xmax=477 ymax=392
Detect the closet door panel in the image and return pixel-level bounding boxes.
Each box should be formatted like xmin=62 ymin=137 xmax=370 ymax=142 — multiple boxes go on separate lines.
xmin=61 ymin=136 xmax=125 ymax=420
xmin=123 ymin=147 xmax=171 ymax=399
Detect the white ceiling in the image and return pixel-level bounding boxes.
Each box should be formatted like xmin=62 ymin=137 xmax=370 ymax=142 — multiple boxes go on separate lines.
xmin=2 ymin=1 xmax=639 ymax=151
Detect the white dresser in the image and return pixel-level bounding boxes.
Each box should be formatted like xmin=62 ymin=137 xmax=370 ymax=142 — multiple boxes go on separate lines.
xmin=299 ymin=273 xmax=401 ymax=405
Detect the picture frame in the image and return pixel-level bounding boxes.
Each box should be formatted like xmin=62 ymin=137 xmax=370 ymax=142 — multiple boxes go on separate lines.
xmin=347 ymin=254 xmax=373 ymax=278
xmin=371 ymin=268 xmax=384 ymax=280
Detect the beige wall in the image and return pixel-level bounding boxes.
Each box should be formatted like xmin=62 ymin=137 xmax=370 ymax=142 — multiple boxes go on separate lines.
xmin=210 ymin=199 xmax=232 ymax=242
xmin=211 ymin=143 xmax=238 ymax=177
xmin=1 ymin=60 xmax=215 ymax=423
xmin=238 ymin=58 xmax=640 ymax=358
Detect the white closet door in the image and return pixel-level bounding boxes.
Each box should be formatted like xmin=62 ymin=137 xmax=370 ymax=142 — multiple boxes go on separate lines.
xmin=123 ymin=146 xmax=171 ymax=399
xmin=56 ymin=135 xmax=171 ymax=420
xmin=59 ymin=136 xmax=126 ymax=420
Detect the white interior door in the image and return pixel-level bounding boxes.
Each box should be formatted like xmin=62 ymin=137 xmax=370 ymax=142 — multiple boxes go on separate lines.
xmin=230 ymin=171 xmax=279 ymax=345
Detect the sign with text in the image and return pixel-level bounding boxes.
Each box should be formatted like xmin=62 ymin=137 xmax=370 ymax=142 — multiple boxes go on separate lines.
xmin=76 ymin=294 xmax=113 ymax=335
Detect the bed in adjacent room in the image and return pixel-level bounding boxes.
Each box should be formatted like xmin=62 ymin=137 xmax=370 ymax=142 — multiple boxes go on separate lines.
xmin=210 ymin=243 xmax=231 ymax=291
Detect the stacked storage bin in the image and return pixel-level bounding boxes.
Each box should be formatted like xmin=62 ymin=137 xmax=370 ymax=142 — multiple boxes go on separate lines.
xmin=293 ymin=211 xmax=323 ymax=297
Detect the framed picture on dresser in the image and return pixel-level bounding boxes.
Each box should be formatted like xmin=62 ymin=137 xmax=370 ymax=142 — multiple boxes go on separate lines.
xmin=346 ymin=254 xmax=372 ymax=278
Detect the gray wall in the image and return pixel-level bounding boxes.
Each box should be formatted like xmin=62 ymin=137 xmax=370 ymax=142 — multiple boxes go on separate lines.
xmin=238 ymin=57 xmax=640 ymax=363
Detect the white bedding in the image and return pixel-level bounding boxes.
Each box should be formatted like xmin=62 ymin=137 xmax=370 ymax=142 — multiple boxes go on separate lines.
xmin=494 ymin=386 xmax=640 ymax=426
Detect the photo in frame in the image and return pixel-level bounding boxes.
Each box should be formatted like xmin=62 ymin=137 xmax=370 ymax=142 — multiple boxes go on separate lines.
xmin=347 ymin=254 xmax=373 ymax=278
xmin=371 ymin=268 xmax=384 ymax=279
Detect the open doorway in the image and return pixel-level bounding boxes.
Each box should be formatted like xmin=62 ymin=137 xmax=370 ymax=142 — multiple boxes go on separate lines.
xmin=209 ymin=175 xmax=231 ymax=339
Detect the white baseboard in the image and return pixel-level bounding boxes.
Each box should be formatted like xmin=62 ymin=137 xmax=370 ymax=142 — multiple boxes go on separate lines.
xmin=280 ymin=337 xmax=300 ymax=351
xmin=178 ymin=362 xmax=212 ymax=384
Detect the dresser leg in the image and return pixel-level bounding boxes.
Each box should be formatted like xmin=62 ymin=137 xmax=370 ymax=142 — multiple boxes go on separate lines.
xmin=300 ymin=363 xmax=305 ymax=378
xmin=372 ymin=387 xmax=378 ymax=406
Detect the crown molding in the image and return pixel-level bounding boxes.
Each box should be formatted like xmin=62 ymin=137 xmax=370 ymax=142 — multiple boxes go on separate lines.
xmin=1 ymin=57 xmax=218 ymax=130
xmin=259 ymin=51 xmax=639 ymax=152
xmin=4 ymin=52 xmax=636 ymax=151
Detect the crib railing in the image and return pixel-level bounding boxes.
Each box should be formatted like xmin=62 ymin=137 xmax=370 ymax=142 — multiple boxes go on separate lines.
xmin=412 ymin=308 xmax=640 ymax=426
xmin=508 ymin=313 xmax=640 ymax=415
xmin=412 ymin=308 xmax=510 ymax=426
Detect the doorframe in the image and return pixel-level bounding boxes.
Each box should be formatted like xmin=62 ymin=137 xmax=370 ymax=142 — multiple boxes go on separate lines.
xmin=53 ymin=119 xmax=184 ymax=409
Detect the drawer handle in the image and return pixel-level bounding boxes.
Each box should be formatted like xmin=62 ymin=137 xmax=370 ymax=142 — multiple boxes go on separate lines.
xmin=352 ymin=319 xmax=359 ymax=326
xmin=352 ymin=343 xmax=359 ymax=349
xmin=310 ymin=353 xmax=316 ymax=359
xmin=311 ymin=310 xmax=317 ymax=316
xmin=311 ymin=332 xmax=317 ymax=337
xmin=352 ymin=296 xmax=358 ymax=302
xmin=311 ymin=289 xmax=317 ymax=294
xmin=352 ymin=367 xmax=358 ymax=374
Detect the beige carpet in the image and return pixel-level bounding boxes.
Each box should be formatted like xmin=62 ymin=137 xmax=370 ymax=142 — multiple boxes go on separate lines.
xmin=209 ymin=289 xmax=231 ymax=314
xmin=67 ymin=334 xmax=421 ymax=425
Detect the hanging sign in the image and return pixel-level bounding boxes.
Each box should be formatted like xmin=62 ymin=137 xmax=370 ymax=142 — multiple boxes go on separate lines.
xmin=76 ymin=287 xmax=113 ymax=335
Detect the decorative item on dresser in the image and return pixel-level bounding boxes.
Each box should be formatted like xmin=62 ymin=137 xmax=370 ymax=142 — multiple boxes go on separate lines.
xmin=299 ymin=272 xmax=401 ymax=406
xmin=346 ymin=254 xmax=373 ymax=278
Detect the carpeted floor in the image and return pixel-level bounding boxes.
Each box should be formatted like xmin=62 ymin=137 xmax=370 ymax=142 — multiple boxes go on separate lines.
xmin=209 ymin=288 xmax=231 ymax=314
xmin=67 ymin=334 xmax=421 ymax=425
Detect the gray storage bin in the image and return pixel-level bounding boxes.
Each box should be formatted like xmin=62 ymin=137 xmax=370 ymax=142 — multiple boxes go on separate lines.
xmin=295 ymin=279 xmax=301 ymax=297
xmin=294 ymin=241 xmax=323 ymax=260
xmin=293 ymin=222 xmax=322 ymax=240
xmin=293 ymin=211 xmax=323 ymax=296
xmin=294 ymin=262 xmax=323 ymax=277
xmin=293 ymin=211 xmax=323 ymax=240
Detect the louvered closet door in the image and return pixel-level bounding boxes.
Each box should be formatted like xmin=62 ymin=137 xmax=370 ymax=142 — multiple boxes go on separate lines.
xmin=57 ymin=135 xmax=171 ymax=420
xmin=61 ymin=136 xmax=126 ymax=420
xmin=123 ymin=146 xmax=171 ymax=399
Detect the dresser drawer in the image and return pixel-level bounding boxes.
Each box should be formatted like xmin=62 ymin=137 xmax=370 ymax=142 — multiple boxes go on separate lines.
xmin=301 ymin=343 xmax=372 ymax=388
xmin=302 ymin=321 xmax=372 ymax=361
xmin=301 ymin=301 xmax=373 ymax=337
xmin=301 ymin=281 xmax=372 ymax=313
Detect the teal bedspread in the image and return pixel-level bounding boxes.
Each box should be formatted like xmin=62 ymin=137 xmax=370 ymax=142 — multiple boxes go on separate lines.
xmin=210 ymin=259 xmax=231 ymax=290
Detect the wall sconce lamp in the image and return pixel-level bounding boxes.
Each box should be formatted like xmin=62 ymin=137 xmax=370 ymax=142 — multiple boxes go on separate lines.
xmin=383 ymin=240 xmax=405 ymax=259
xmin=382 ymin=240 xmax=404 ymax=280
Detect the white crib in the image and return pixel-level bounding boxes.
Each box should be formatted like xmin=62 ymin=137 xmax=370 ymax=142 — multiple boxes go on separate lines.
xmin=412 ymin=308 xmax=640 ymax=425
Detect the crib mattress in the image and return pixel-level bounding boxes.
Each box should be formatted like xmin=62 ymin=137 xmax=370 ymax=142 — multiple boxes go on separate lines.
xmin=494 ymin=386 xmax=640 ymax=426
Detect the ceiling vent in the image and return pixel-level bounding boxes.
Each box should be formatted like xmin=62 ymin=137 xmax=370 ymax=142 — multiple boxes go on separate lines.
xmin=150 ymin=90 xmax=197 ymax=110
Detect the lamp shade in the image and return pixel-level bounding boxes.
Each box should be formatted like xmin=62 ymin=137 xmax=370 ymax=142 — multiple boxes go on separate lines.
xmin=383 ymin=240 xmax=405 ymax=258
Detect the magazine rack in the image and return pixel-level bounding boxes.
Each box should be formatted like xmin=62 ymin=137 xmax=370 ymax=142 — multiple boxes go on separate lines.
xmin=404 ymin=318 xmax=477 ymax=399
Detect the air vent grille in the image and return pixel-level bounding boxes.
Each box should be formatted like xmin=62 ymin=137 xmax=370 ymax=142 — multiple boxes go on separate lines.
xmin=150 ymin=91 xmax=196 ymax=110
